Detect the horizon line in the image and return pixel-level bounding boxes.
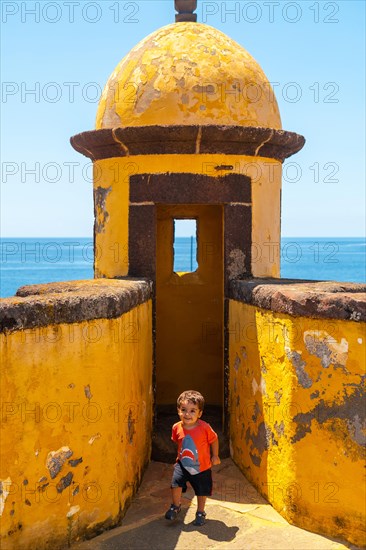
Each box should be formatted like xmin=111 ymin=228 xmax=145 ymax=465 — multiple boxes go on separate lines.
xmin=0 ymin=236 xmax=365 ymax=240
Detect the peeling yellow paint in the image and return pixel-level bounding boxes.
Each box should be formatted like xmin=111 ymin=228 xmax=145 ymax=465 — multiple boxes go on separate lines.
xmin=88 ymin=433 xmax=101 ymax=445
xmin=0 ymin=302 xmax=153 ymax=549
xmin=94 ymin=155 xmax=282 ymax=279
xmin=0 ymin=477 xmax=11 ymax=517
xmin=96 ymin=23 xmax=281 ymax=130
xmin=229 ymin=301 xmax=366 ymax=547
xmin=66 ymin=505 xmax=80 ymax=518
xmin=304 ymin=331 xmax=349 ymax=369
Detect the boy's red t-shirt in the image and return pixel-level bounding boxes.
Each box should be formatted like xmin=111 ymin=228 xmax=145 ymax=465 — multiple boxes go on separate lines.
xmin=171 ymin=419 xmax=218 ymax=475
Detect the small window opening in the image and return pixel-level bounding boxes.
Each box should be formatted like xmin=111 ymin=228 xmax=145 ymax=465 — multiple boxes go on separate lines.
xmin=173 ymin=219 xmax=198 ymax=273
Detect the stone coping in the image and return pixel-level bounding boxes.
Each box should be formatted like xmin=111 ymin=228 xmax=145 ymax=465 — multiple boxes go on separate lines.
xmin=229 ymin=279 xmax=366 ymax=322
xmin=0 ymin=279 xmax=153 ymax=333
xmin=2 ymin=277 xmax=364 ymax=333
xmin=70 ymin=125 xmax=305 ymax=163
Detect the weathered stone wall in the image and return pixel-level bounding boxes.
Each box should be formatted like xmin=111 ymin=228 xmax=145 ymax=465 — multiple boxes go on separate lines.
xmin=228 ymin=279 xmax=366 ymax=547
xmin=0 ymin=280 xmax=153 ymax=549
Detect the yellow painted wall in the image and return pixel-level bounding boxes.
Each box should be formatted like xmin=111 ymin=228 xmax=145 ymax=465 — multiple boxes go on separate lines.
xmin=228 ymin=301 xmax=365 ymax=547
xmin=94 ymin=155 xmax=281 ymax=279
xmin=156 ymin=204 xmax=223 ymax=405
xmin=0 ymin=302 xmax=152 ymax=549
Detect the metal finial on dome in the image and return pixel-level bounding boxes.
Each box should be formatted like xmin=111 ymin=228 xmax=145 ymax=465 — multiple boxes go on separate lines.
xmin=175 ymin=0 xmax=197 ymax=22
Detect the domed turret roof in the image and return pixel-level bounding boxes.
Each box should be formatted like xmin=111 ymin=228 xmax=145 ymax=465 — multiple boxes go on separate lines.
xmin=96 ymin=22 xmax=281 ymax=129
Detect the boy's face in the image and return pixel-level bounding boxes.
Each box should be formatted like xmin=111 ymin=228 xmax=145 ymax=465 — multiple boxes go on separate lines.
xmin=177 ymin=399 xmax=202 ymax=428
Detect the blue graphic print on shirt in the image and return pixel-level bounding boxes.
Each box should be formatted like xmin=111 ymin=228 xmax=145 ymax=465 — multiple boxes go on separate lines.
xmin=179 ymin=434 xmax=200 ymax=475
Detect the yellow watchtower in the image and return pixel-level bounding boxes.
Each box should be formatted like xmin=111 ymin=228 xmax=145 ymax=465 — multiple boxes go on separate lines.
xmin=1 ymin=2 xmax=363 ymax=548
xmin=71 ymin=1 xmax=304 ymax=413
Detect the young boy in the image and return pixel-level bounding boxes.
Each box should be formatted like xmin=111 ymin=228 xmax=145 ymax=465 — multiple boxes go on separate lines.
xmin=165 ymin=390 xmax=220 ymax=526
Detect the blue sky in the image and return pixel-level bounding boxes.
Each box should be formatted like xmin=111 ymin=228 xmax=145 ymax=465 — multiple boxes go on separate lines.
xmin=1 ymin=0 xmax=365 ymax=237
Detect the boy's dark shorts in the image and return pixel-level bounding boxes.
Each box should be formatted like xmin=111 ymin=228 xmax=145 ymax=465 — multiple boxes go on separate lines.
xmin=171 ymin=461 xmax=212 ymax=497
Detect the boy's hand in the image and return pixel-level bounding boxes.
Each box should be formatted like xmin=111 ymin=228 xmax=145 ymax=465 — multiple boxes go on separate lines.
xmin=211 ymin=455 xmax=221 ymax=466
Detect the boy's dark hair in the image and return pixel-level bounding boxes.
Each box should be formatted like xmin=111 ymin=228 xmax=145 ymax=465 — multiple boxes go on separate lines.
xmin=177 ymin=390 xmax=205 ymax=411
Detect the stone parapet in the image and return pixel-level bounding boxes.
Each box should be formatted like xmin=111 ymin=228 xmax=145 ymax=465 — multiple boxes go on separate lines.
xmin=0 ymin=279 xmax=153 ymax=333
xmin=229 ymin=279 xmax=366 ymax=322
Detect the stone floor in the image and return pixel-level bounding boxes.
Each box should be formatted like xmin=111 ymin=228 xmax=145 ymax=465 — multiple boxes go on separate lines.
xmin=72 ymin=458 xmax=358 ymax=550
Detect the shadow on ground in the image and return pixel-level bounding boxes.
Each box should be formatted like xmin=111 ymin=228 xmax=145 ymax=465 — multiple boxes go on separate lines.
xmin=92 ymin=511 xmax=239 ymax=550
xmin=73 ymin=459 xmax=358 ymax=550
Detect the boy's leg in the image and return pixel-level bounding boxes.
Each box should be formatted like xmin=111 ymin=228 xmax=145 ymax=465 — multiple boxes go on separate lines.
xmin=171 ymin=486 xmax=183 ymax=507
xmin=197 ymin=495 xmax=207 ymax=512
xmin=190 ymin=469 xmax=211 ymax=525
xmin=194 ymin=496 xmax=207 ymax=526
xmin=165 ymin=486 xmax=183 ymax=520
xmin=165 ymin=463 xmax=185 ymax=519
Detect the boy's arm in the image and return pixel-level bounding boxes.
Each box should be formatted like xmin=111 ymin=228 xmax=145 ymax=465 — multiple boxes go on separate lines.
xmin=211 ymin=437 xmax=221 ymax=465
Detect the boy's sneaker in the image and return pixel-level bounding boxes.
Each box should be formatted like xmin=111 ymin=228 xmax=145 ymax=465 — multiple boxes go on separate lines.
xmin=165 ymin=503 xmax=181 ymax=520
xmin=193 ymin=511 xmax=206 ymax=526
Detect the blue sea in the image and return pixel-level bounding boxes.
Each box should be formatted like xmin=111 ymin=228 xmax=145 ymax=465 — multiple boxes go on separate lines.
xmin=0 ymin=237 xmax=365 ymax=298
